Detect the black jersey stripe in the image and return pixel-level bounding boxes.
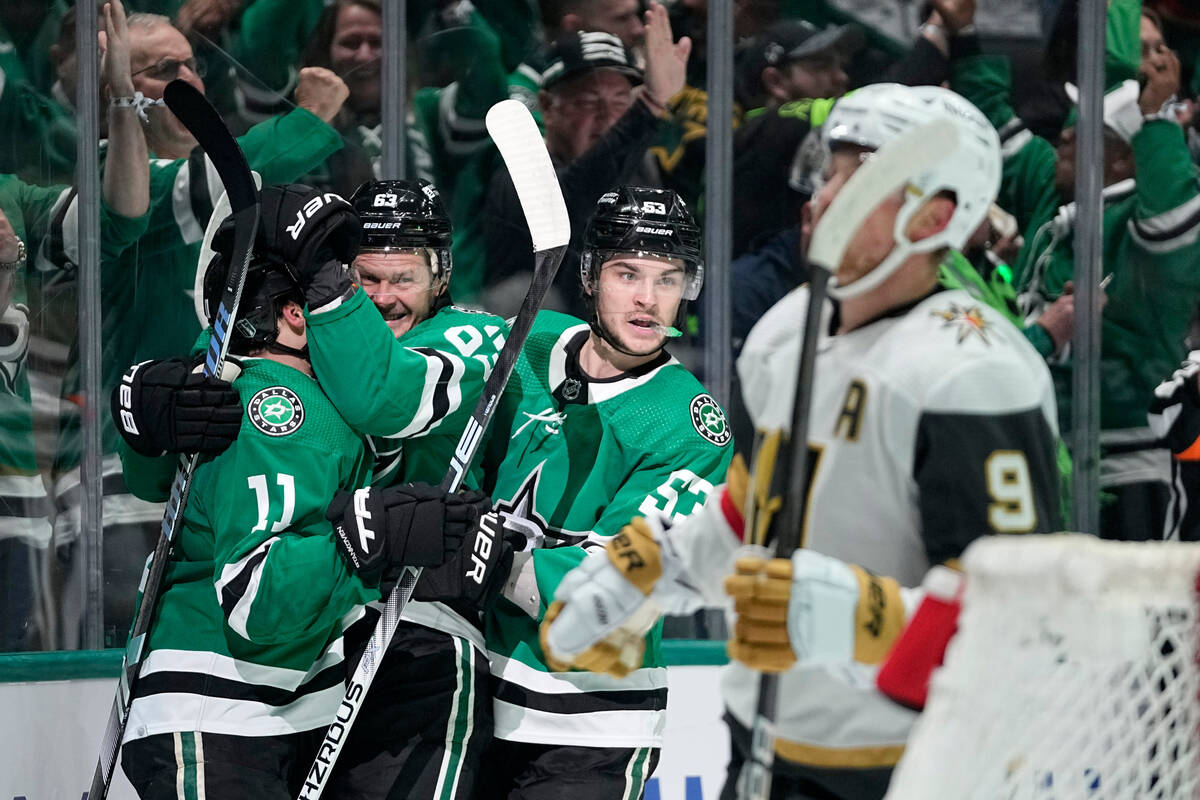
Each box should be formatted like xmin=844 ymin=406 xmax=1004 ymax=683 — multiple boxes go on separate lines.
xmin=410 ymin=346 xmax=456 ymax=437
xmin=218 ymin=543 xmax=271 ymax=619
xmin=134 ymin=659 xmax=345 ymax=706
xmin=491 ymin=676 xmax=667 ymax=715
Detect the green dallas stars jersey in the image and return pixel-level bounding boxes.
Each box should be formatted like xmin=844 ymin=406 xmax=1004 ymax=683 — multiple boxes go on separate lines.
xmin=121 ymin=357 xmax=376 ymax=744
xmin=480 ymin=311 xmax=733 ymax=748
xmin=306 ymin=289 xmax=508 ymax=648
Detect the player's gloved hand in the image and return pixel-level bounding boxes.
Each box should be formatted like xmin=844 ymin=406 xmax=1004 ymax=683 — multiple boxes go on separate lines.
xmin=412 ymin=505 xmax=516 ymax=610
xmin=212 ymin=184 xmax=360 ymax=307
xmin=110 ymin=358 xmax=242 ymax=457
xmin=724 ymin=551 xmax=908 ymax=673
xmin=540 ymin=515 xmax=701 ymax=677
xmin=328 ymin=484 xmax=487 ymax=594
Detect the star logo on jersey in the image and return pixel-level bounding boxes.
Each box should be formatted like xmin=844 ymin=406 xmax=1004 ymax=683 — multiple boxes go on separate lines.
xmin=690 ymin=394 xmax=731 ymax=446
xmin=492 ymin=464 xmax=587 ymax=551
xmin=248 ymin=386 xmax=305 ymax=436
xmin=932 ymin=304 xmax=991 ymax=345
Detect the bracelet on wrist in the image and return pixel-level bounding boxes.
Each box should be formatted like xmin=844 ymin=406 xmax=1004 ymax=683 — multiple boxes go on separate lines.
xmin=0 ymin=238 xmax=26 ymax=271
xmin=110 ymin=91 xmax=164 ymax=123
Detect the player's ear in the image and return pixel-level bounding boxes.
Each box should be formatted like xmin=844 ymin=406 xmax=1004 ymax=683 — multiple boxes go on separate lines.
xmin=905 ymin=194 xmax=955 ymax=243
xmin=280 ymin=300 xmax=305 ymax=333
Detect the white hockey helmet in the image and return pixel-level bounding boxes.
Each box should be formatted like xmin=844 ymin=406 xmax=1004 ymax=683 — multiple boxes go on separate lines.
xmin=820 ymin=83 xmax=1001 ymax=299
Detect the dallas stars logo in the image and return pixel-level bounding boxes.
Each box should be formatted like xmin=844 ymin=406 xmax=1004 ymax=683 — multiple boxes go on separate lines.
xmin=932 ymin=304 xmax=991 ymax=345
xmin=690 ymin=393 xmax=731 ymax=446
xmin=248 ymin=386 xmax=305 ymax=436
xmin=493 ymin=464 xmax=587 ymax=551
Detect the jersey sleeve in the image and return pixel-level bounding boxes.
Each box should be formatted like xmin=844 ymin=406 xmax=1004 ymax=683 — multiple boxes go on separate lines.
xmin=911 ymin=362 xmax=1062 ymax=566
xmin=530 ymin=442 xmax=733 ymax=604
xmin=1127 ymin=120 xmax=1200 ymax=269
xmin=202 ymin=426 xmax=376 ymax=646
xmin=237 ymin=107 xmax=343 ymax=186
xmin=306 ymin=291 xmax=505 ymax=436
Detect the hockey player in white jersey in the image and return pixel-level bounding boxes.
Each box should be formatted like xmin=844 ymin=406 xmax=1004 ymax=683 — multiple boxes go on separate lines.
xmin=541 ymin=83 xmax=1061 ymax=799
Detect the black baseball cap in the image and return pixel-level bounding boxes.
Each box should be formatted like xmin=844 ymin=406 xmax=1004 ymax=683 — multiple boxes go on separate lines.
xmin=760 ymin=20 xmax=864 ymax=67
xmin=541 ymin=31 xmax=644 ymax=91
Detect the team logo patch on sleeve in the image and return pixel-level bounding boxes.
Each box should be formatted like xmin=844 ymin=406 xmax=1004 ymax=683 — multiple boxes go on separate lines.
xmin=932 ymin=304 xmax=990 ymax=344
xmin=248 ymin=386 xmax=305 ymax=436
xmin=690 ymin=393 xmax=731 ymax=446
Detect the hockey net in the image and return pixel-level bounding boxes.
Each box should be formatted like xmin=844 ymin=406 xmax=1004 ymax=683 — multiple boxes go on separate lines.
xmin=886 ymin=534 xmax=1200 ymax=800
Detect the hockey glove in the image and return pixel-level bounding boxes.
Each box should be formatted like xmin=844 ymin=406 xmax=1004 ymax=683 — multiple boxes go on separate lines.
xmin=328 ymin=484 xmax=487 ymax=593
xmin=540 ymin=515 xmax=703 ymax=677
xmin=214 ymin=183 xmax=360 ymax=285
xmin=110 ymin=358 xmax=242 ymax=457
xmin=724 ymin=551 xmax=909 ymax=673
xmin=412 ymin=508 xmax=512 ymax=609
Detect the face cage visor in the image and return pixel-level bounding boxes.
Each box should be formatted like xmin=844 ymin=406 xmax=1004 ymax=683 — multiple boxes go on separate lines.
xmin=583 ymin=249 xmax=704 ymax=301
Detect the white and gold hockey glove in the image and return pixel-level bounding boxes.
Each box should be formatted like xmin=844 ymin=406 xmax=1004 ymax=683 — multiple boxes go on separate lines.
xmin=724 ymin=551 xmax=912 ymax=673
xmin=540 ymin=515 xmax=704 ymax=678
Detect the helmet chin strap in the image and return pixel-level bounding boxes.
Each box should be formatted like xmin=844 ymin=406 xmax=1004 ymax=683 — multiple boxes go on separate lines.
xmin=826 ymin=200 xmax=947 ymax=301
xmin=265 ymin=341 xmax=310 ymax=360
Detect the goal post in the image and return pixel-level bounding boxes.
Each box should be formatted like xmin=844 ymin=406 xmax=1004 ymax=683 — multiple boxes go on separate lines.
xmin=886 ymin=534 xmax=1200 ymax=800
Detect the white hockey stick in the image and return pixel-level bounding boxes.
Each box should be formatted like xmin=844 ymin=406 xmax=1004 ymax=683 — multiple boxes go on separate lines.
xmin=740 ymin=120 xmax=958 ymax=800
xmin=297 ymin=99 xmax=569 ymax=799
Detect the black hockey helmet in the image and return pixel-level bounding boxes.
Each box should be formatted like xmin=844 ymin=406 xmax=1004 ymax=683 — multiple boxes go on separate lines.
xmin=203 ymin=218 xmax=305 ymax=354
xmin=349 ymin=178 xmax=453 ymax=286
xmin=581 ymin=186 xmax=704 ymax=301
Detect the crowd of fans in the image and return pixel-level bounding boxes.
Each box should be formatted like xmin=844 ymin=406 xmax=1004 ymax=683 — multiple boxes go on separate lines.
xmin=2 ymin=0 xmax=1200 ymax=654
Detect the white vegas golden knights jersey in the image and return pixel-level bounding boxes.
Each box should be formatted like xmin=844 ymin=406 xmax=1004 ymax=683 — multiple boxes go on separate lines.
xmin=721 ymin=285 xmax=1060 ymax=784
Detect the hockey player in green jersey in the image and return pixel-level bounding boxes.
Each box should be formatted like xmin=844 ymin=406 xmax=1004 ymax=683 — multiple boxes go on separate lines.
xmin=473 ymin=186 xmax=732 ymax=800
xmin=112 ymin=185 xmax=486 ymax=799
xmin=299 ymin=178 xmax=515 ymax=800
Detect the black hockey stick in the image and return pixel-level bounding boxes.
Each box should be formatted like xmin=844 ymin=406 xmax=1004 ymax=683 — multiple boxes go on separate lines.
xmin=297 ymin=99 xmax=570 ymax=800
xmin=88 ymin=80 xmax=259 ymax=800
xmin=739 ymin=122 xmax=956 ymax=800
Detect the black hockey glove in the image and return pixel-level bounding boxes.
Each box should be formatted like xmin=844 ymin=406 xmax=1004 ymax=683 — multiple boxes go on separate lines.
xmin=328 ymin=484 xmax=490 ymax=593
xmin=413 ymin=510 xmax=516 ymax=610
xmin=256 ymin=184 xmax=360 ymax=282
xmin=110 ymin=358 xmax=242 ymax=457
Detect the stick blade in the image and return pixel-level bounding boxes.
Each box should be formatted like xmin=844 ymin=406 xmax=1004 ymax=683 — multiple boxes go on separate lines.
xmin=162 ymin=80 xmax=256 ymax=213
xmin=487 ymin=99 xmax=570 ymax=252
xmin=808 ymin=121 xmax=957 ymax=273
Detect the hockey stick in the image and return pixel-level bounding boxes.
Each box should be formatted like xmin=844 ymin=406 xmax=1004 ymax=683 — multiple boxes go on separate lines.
xmin=739 ymin=121 xmax=958 ymax=800
xmin=297 ymin=99 xmax=570 ymax=800
xmin=88 ymin=80 xmax=259 ymax=800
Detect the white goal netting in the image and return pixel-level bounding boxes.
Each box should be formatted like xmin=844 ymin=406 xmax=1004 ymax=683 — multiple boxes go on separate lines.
xmin=886 ymin=534 xmax=1200 ymax=800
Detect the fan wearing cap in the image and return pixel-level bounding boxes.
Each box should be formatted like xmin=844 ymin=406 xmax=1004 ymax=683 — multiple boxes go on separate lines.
xmin=484 ymin=2 xmax=691 ymax=319
xmin=730 ymin=19 xmax=865 ymax=259
xmin=948 ymin=1 xmax=1200 ymax=542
